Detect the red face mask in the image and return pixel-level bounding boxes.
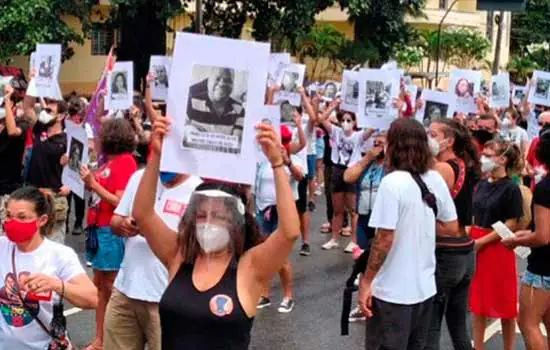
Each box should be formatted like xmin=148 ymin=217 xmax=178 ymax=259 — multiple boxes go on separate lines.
xmin=3 ymin=219 xmax=39 ymax=243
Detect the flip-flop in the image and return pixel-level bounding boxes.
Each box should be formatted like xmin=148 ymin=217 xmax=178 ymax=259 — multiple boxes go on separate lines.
xmin=340 ymin=227 xmax=351 ymax=237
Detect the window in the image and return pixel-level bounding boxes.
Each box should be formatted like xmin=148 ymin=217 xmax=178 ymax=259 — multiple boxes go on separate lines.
xmin=91 ymin=28 xmax=115 ymax=56
xmin=439 ymin=0 xmax=448 ymax=9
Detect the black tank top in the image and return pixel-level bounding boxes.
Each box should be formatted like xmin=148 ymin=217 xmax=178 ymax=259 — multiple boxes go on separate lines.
xmin=447 ymin=159 xmax=478 ymax=227
xmin=159 ymin=261 xmax=254 ymax=349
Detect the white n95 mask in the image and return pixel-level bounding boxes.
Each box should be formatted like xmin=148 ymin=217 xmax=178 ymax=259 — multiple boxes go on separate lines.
xmin=196 ymin=223 xmax=231 ymax=254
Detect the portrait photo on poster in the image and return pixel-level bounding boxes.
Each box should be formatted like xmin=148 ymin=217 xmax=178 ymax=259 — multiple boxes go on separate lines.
xmin=153 ymin=65 xmax=169 ymax=89
xmin=423 ymin=101 xmax=448 ymax=127
xmin=267 ymin=53 xmax=290 ymax=87
xmin=68 ymin=138 xmax=84 ymax=172
xmin=34 ymin=44 xmax=62 ymax=99
xmin=449 ymin=69 xmax=482 ymax=113
xmin=365 ymin=80 xmax=391 ymax=112
xmin=279 ymin=100 xmax=297 ymax=125
xmin=416 ymin=89 xmax=456 ymax=127
xmin=513 ymin=86 xmax=526 ymax=105
xmin=38 ymin=55 xmax=55 ymax=79
xmin=324 ymin=81 xmax=339 ymax=100
xmin=275 ymin=64 xmax=305 ymax=106
xmin=182 ymin=64 xmax=248 ymax=155
xmin=490 ymin=73 xmax=510 ymax=108
xmin=281 ymin=71 xmax=299 ymax=93
xmin=535 ymin=77 xmax=550 ymax=99
xmin=111 ymin=71 xmax=129 ymax=100
xmin=256 ymin=105 xmax=281 ymax=162
xmin=528 ymin=71 xmax=550 ymax=107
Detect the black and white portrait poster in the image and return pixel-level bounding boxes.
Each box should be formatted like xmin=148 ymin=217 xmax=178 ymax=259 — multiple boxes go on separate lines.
xmin=490 ymin=73 xmax=510 ymax=109
xmin=149 ymin=55 xmax=172 ymax=101
xmin=323 ymin=81 xmax=340 ymax=101
xmin=267 ymin=53 xmax=291 ymax=88
xmin=356 ymin=69 xmax=400 ymax=129
xmin=275 ymin=63 xmax=306 ymax=107
xmin=34 ymin=44 xmax=61 ymax=99
xmin=528 ymin=70 xmax=550 ymax=107
xmin=107 ymin=61 xmax=134 ymax=111
xmin=256 ymin=105 xmax=281 ymax=162
xmin=512 ymin=85 xmax=527 ymax=105
xmin=415 ymin=89 xmax=456 ymax=127
xmin=449 ymin=69 xmax=482 ymax=113
xmin=62 ymin=121 xmax=89 ymax=199
xmin=0 ymin=76 xmax=12 ymax=106
xmin=161 ymin=33 xmax=270 ymax=185
xmin=341 ymin=71 xmax=359 ymax=113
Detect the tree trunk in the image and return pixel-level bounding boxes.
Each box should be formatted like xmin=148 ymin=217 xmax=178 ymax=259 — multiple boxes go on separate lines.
xmin=117 ymin=3 xmax=167 ymax=93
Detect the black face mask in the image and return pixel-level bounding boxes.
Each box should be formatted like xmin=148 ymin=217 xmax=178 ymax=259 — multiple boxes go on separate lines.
xmin=540 ymin=124 xmax=550 ymax=137
xmin=376 ymin=151 xmax=385 ymax=160
xmin=473 ymin=129 xmax=495 ymax=145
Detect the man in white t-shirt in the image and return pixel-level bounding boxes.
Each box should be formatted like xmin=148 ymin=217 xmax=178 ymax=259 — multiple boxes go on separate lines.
xmin=359 ymin=119 xmax=458 ymax=350
xmin=104 ymin=169 xmax=201 ymax=350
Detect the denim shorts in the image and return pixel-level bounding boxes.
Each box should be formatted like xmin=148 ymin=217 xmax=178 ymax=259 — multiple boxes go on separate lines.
xmin=307 ymin=155 xmax=317 ymax=179
xmin=86 ymin=226 xmax=125 ymax=271
xmin=316 ymin=139 xmax=325 ymax=160
xmin=522 ymin=271 xmax=550 ymax=291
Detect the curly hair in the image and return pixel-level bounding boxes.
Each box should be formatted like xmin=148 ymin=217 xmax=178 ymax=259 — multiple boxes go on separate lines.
xmin=485 ymin=139 xmax=523 ymax=175
xmin=433 ymin=119 xmax=481 ymax=177
xmin=536 ymin=128 xmax=550 ymax=169
xmin=100 ymin=118 xmax=137 ymax=156
xmin=386 ymin=119 xmax=434 ymax=174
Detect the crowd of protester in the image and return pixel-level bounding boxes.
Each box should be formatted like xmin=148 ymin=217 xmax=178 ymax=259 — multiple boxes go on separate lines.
xmin=0 ymin=64 xmax=549 ymax=350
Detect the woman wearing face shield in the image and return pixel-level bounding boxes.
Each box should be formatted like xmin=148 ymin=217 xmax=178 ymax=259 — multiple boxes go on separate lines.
xmin=132 ymin=115 xmax=301 ymax=349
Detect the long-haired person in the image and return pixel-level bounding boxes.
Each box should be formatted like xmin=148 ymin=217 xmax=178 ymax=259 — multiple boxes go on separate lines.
xmin=0 ymin=187 xmax=97 ymax=349
xmin=503 ymin=128 xmax=550 ymax=350
xmin=426 ymin=119 xmax=481 ymax=350
xmin=470 ymin=139 xmax=524 ymax=350
xmin=319 ymin=100 xmax=374 ymax=252
xmin=80 ymin=118 xmax=138 ymax=350
xmin=358 ymin=119 xmax=458 ymax=349
xmin=132 ymin=116 xmax=301 ymax=349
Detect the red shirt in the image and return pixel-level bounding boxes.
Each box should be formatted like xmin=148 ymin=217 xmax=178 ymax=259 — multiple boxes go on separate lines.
xmin=527 ymin=137 xmax=547 ymax=191
xmin=87 ymin=153 xmax=137 ymax=227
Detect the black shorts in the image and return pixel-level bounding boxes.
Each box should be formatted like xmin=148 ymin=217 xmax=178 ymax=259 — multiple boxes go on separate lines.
xmin=296 ymin=178 xmax=308 ymax=214
xmin=331 ymin=165 xmax=355 ymax=193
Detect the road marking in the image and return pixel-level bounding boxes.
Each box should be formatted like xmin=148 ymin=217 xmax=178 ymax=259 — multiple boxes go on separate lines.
xmin=484 ymin=319 xmax=547 ymax=343
xmin=63 ymin=307 xmax=82 ymax=317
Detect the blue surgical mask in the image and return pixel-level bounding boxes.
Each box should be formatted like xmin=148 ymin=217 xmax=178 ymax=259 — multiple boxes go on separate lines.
xmin=160 ymin=172 xmax=178 ymax=184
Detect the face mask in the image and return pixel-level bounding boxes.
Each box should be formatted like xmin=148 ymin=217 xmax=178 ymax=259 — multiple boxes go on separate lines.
xmin=38 ymin=110 xmax=56 ymax=125
xmin=196 ymin=223 xmax=231 ymax=254
xmin=342 ymin=121 xmax=353 ymax=132
xmin=473 ymin=129 xmax=495 ymax=145
xmin=540 ymin=124 xmax=550 ymax=137
xmin=160 ymin=172 xmax=178 ymax=184
xmin=480 ymin=155 xmax=497 ymax=173
xmin=501 ymin=118 xmax=512 ymax=128
xmin=428 ymin=136 xmax=440 ymax=157
xmin=3 ymin=219 xmax=39 ymax=243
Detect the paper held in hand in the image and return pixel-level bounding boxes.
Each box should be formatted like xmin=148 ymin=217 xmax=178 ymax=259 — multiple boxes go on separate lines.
xmin=491 ymin=221 xmax=531 ymax=259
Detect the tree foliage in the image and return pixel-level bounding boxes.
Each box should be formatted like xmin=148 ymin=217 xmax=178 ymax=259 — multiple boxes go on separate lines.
xmin=338 ymin=0 xmax=427 ymax=67
xmin=507 ymin=55 xmax=539 ymax=84
xmin=0 ymin=0 xmax=96 ymax=64
xmin=298 ymin=24 xmax=345 ymax=80
xmin=511 ymin=0 xmax=550 ymax=70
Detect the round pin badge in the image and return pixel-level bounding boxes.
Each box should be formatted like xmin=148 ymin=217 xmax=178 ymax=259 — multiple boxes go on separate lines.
xmin=209 ymin=294 xmax=234 ymax=317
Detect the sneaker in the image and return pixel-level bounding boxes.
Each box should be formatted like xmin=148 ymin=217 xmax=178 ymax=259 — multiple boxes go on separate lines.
xmin=278 ymin=298 xmax=295 ymax=313
xmin=86 ymin=261 xmax=92 ymax=267
xmin=349 ymin=306 xmax=366 ymax=322
xmin=299 ymin=243 xmax=311 ymax=256
xmin=307 ymin=201 xmax=316 ymax=212
xmin=354 ymin=275 xmax=360 ymax=287
xmin=322 ymin=239 xmax=339 ymax=250
xmin=257 ymin=296 xmax=271 ymax=309
xmin=315 ymin=189 xmax=323 ymax=196
xmin=344 ymin=241 xmax=358 ymax=253
xmin=72 ymin=225 xmax=84 ymax=236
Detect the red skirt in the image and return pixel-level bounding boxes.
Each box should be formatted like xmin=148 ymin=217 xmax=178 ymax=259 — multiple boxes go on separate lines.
xmin=469 ymin=226 xmax=518 ymax=319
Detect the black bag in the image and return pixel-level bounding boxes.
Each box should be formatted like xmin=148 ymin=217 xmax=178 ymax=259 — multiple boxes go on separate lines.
xmin=85 ymin=224 xmax=99 ymax=256
xmin=410 ymin=173 xmax=438 ymax=217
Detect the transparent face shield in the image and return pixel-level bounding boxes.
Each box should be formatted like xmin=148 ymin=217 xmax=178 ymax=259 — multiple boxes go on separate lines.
xmin=183 ymin=189 xmax=246 ymax=265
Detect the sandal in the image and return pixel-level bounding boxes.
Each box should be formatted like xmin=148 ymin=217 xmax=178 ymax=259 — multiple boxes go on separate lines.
xmin=340 ymin=227 xmax=351 ymax=237
xmin=320 ymin=223 xmax=331 ymax=233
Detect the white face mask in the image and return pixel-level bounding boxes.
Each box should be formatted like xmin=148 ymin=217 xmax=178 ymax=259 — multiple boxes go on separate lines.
xmin=38 ymin=110 xmax=55 ymax=124
xmin=501 ymin=118 xmax=512 ymax=129
xmin=342 ymin=121 xmax=353 ymax=132
xmin=196 ymin=223 xmax=231 ymax=254
xmin=428 ymin=136 xmax=440 ymax=157
xmin=480 ymin=155 xmax=497 ymax=173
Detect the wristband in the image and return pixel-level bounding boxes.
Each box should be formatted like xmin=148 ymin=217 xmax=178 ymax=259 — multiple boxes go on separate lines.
xmin=272 ymin=162 xmax=284 ymax=169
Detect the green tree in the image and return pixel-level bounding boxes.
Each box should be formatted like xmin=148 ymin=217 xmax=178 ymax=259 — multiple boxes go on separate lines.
xmin=511 ymin=0 xmax=550 ymax=70
xmin=338 ymin=0 xmax=426 ymax=67
xmin=394 ymin=45 xmax=424 ymax=71
xmin=507 ymin=55 xmax=539 ymax=84
xmin=336 ymin=39 xmax=378 ymax=69
xmin=0 ymin=0 xmax=96 ymax=64
xmin=446 ymin=28 xmax=491 ymax=69
xmin=298 ymin=24 xmax=345 ymax=80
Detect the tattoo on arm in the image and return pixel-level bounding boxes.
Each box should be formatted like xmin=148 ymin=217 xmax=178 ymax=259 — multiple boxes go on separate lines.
xmin=364 ymin=229 xmax=395 ymax=282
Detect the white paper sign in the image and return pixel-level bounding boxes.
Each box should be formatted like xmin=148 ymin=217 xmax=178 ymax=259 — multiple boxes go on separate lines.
xmin=0 ymin=77 xmax=13 ymax=106
xmin=416 ymin=89 xmax=457 ymax=127
xmin=490 ymin=73 xmax=511 ymax=109
xmin=29 ymin=52 xmax=36 ymax=73
xmin=256 ymin=105 xmax=281 ymax=162
xmin=528 ymin=70 xmax=550 ymax=107
xmin=492 ymin=221 xmax=531 ymax=259
xmin=107 ymin=61 xmax=134 ymax=111
xmin=62 ymin=121 xmax=89 ymax=199
xmin=275 ymin=64 xmax=306 ymax=107
xmin=449 ymin=69 xmax=482 ymax=113
xmin=356 ymin=69 xmax=400 ymax=129
xmin=512 ymin=85 xmax=527 ymax=106
xmin=149 ymin=56 xmax=172 ymax=101
xmin=161 ymin=33 xmax=270 ymax=185
xmin=268 ymin=53 xmax=291 ymax=87
xmin=341 ymin=71 xmax=359 ymax=113
xmin=35 ymin=44 xmax=62 ymax=99
xmin=407 ymin=84 xmax=418 ymax=110
xmin=323 ymin=81 xmax=340 ymax=101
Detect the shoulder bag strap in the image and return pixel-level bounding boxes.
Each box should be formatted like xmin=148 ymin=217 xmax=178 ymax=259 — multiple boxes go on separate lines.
xmin=11 ymin=246 xmax=52 ymax=336
xmin=410 ymin=173 xmax=438 ymax=217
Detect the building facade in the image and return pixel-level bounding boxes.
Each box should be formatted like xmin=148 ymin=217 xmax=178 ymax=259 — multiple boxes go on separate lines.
xmin=9 ymin=0 xmax=511 ymax=94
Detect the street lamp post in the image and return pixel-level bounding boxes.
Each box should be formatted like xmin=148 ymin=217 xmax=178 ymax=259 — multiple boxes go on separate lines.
xmin=195 ymin=0 xmax=203 ymax=34
xmin=434 ymin=0 xmax=460 ymax=88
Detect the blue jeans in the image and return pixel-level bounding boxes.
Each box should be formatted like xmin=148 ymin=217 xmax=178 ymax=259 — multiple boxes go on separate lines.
xmin=523 ymin=271 xmax=550 ymax=291
xmin=357 ymin=214 xmax=375 ymax=250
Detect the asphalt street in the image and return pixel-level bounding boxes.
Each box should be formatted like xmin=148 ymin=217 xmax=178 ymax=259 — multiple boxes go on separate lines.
xmin=63 ymin=193 xmax=534 ymax=349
